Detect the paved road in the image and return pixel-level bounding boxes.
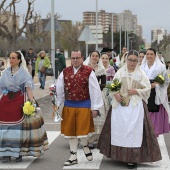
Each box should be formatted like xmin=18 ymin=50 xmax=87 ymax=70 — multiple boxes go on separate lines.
xmin=1 ymin=98 xmax=170 ymax=170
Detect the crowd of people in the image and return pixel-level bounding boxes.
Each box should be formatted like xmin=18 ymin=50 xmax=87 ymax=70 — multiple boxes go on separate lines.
xmin=0 ymin=46 xmax=170 ymax=169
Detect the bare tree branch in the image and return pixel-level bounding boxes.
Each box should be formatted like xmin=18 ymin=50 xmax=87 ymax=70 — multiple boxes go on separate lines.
xmin=0 ymin=0 xmax=36 ymax=50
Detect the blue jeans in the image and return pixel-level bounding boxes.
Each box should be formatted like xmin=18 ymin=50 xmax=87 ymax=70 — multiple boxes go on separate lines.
xmin=38 ymin=71 xmax=46 ymax=88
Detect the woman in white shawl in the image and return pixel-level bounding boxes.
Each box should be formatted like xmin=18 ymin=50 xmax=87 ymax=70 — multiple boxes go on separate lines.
xmin=140 ymin=48 xmax=170 ymax=137
xmin=83 ymin=51 xmax=106 ymax=148
xmin=0 ymin=51 xmax=48 ymax=162
xmin=98 ymin=50 xmax=161 ymax=169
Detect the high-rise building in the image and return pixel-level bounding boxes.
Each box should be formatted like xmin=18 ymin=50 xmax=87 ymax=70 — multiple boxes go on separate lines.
xmin=117 ymin=10 xmax=139 ymax=35
xmin=151 ymin=27 xmax=167 ymax=43
xmin=83 ymin=10 xmax=117 ymax=33
xmin=83 ymin=10 xmax=142 ymax=37
xmin=136 ymin=25 xmax=143 ymax=38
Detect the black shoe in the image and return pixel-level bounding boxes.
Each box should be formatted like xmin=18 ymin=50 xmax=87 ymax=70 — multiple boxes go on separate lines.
xmin=16 ymin=156 xmax=22 ymax=162
xmin=127 ymin=163 xmax=135 ymax=169
xmin=64 ymin=151 xmax=78 ymax=166
xmin=42 ymin=87 xmax=44 ymax=89
xmin=88 ymin=143 xmax=94 ymax=149
xmin=39 ymin=85 xmax=42 ymax=89
xmin=2 ymin=156 xmax=11 ymax=162
xmin=83 ymin=145 xmax=93 ymax=161
xmin=64 ymin=159 xmax=78 ymax=166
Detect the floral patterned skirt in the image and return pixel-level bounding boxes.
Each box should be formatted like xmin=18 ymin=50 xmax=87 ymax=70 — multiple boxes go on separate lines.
xmin=97 ymin=102 xmax=162 ymax=163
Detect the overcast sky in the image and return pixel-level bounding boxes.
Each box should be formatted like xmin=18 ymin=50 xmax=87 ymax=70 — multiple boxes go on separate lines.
xmin=15 ymin=0 xmax=170 ymax=43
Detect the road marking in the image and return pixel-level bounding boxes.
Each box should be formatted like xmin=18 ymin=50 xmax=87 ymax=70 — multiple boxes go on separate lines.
xmin=0 ymin=131 xmax=60 ymax=169
xmin=137 ymin=135 xmax=170 ymax=169
xmin=45 ymin=123 xmax=61 ymax=125
xmin=63 ymin=149 xmax=103 ymax=169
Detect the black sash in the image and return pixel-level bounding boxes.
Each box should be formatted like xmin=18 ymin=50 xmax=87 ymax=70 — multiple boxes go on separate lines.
xmin=147 ymin=80 xmax=160 ymax=112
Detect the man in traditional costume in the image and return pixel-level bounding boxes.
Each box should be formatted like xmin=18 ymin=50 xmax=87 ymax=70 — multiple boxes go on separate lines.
xmin=56 ymin=50 xmax=103 ymax=166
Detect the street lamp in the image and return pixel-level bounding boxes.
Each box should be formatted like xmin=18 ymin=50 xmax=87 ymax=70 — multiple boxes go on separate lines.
xmin=127 ymin=35 xmax=134 ymax=51
xmin=51 ymin=0 xmax=55 ymax=82
xmin=95 ymin=0 xmax=98 ymax=51
xmin=130 ymin=40 xmax=136 ymax=50
xmin=111 ymin=12 xmax=114 ymax=49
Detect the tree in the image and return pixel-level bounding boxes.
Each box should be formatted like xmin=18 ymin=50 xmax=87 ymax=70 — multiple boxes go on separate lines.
xmin=0 ymin=0 xmax=35 ymax=51
xmin=151 ymin=40 xmax=158 ymax=50
xmin=57 ymin=21 xmax=82 ymax=53
xmin=103 ymin=30 xmax=145 ymax=54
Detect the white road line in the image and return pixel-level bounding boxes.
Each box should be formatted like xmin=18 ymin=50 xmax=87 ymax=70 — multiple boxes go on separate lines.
xmin=63 ymin=149 xmax=103 ymax=169
xmin=45 ymin=123 xmax=61 ymax=125
xmin=47 ymin=131 xmax=60 ymax=145
xmin=137 ymin=135 xmax=170 ymax=169
xmin=0 ymin=131 xmax=60 ymax=169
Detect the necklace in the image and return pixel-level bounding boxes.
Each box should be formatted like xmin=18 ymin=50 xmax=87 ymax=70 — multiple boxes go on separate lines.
xmin=148 ymin=63 xmax=154 ymax=69
xmin=89 ymin=64 xmax=98 ymax=70
xmin=11 ymin=67 xmax=19 ymax=74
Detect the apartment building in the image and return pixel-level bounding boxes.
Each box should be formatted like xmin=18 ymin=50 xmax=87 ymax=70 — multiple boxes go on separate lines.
xmin=151 ymin=27 xmax=167 ymax=43
xmin=83 ymin=10 xmax=117 ymax=33
xmin=136 ymin=25 xmax=143 ymax=38
xmin=117 ymin=10 xmax=138 ymax=34
xmin=83 ymin=10 xmax=143 ymax=38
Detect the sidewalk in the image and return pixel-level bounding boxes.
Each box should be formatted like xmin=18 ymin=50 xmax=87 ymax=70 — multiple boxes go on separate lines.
xmin=33 ymin=59 xmax=71 ymax=102
xmin=33 ymin=76 xmax=53 ymax=102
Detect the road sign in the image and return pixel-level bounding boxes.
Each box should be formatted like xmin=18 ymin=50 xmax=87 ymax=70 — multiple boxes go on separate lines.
xmin=78 ymin=25 xmax=96 ymax=42
xmin=44 ymin=18 xmax=62 ymax=31
xmin=78 ymin=26 xmax=96 ymax=58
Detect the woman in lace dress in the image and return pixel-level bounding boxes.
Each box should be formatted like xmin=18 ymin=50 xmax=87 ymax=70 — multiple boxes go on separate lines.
xmin=98 ymin=50 xmax=161 ymax=169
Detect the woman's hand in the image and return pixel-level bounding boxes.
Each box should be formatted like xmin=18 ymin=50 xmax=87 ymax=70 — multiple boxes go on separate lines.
xmin=151 ymin=82 xmax=158 ymax=89
xmin=128 ymin=89 xmax=138 ymax=95
xmin=92 ymin=110 xmax=98 ymax=118
xmin=114 ymin=92 xmax=123 ymax=103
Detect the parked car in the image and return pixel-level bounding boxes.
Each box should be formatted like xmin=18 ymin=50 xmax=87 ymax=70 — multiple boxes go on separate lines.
xmin=0 ymin=59 xmax=5 ymax=76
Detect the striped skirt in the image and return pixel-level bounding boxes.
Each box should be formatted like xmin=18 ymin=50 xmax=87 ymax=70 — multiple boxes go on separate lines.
xmin=20 ymin=108 xmax=49 ymax=157
xmin=0 ymin=108 xmax=49 ymax=158
xmin=0 ymin=124 xmax=22 ymax=158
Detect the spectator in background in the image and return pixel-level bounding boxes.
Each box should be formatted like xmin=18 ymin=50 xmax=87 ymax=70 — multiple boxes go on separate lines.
xmin=35 ymin=51 xmax=50 ymax=90
xmin=58 ymin=49 xmax=66 ymax=74
xmin=25 ymin=48 xmax=36 ymax=79
xmin=26 ymin=59 xmax=32 ymax=75
xmin=55 ymin=49 xmax=60 ymax=79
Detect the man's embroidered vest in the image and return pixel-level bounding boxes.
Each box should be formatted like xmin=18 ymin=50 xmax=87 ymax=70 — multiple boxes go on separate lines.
xmin=63 ymin=65 xmax=93 ymax=100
